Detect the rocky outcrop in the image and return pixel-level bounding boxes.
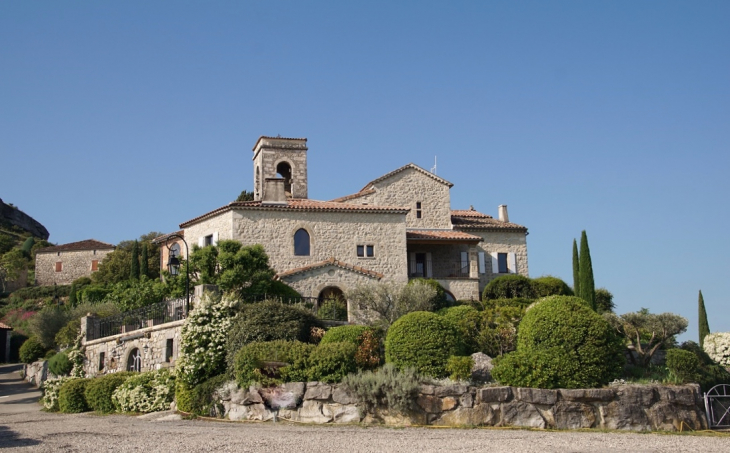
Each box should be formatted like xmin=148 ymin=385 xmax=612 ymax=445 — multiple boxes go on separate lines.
xmin=213 ymin=381 xmax=707 ymax=432
xmin=0 ymin=199 xmax=49 ymax=240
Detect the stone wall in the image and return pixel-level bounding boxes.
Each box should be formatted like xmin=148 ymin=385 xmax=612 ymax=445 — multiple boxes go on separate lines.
xmin=357 ymin=167 xmax=452 ymax=229
xmin=253 ymin=137 xmax=309 ymax=200
xmin=81 ymin=321 xmax=183 ymax=377
xmin=35 ymin=248 xmax=113 ymax=286
xmin=436 ymin=278 xmax=480 ymax=301
xmin=23 ymin=360 xmax=49 ymax=387
xmin=214 ymin=381 xmax=707 ymax=432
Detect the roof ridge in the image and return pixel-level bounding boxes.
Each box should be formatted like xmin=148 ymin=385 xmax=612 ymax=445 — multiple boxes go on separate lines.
xmin=360 ymin=163 xmax=454 ymax=192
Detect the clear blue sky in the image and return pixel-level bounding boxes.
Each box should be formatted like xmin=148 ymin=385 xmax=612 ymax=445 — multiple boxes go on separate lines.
xmin=2 ymin=1 xmax=728 ymax=341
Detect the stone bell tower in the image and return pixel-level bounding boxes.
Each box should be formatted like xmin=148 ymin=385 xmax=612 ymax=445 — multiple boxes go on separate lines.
xmin=252 ymin=136 xmax=309 ymax=201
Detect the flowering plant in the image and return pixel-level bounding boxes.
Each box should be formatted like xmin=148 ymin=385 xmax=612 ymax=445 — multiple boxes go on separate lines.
xmin=176 ymin=291 xmax=239 ymax=387
xmin=112 ymin=368 xmax=175 ymax=413
xmin=704 ymin=332 xmax=730 ymax=367
xmin=41 ymin=376 xmax=76 ymax=411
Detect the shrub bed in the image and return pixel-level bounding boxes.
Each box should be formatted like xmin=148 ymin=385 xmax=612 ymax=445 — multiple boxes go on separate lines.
xmin=385 ymin=311 xmax=460 ymax=378
xmin=112 ymin=368 xmax=175 ymax=413
xmin=233 ymin=340 xmax=316 ymax=388
xmin=48 ymin=351 xmax=72 ymax=376
xmin=58 ymin=378 xmax=91 ymax=413
xmin=307 ymin=342 xmax=357 ymax=383
xmin=482 ymin=275 xmax=536 ymax=300
xmin=84 ymin=372 xmax=135 ymax=413
xmin=187 ymin=374 xmax=229 ymax=416
xmin=342 ymin=363 xmax=420 ymax=415
xmin=19 ymin=337 xmax=45 ymax=364
xmin=320 ymin=325 xmax=371 ymax=346
xmin=666 ymin=349 xmax=700 ymax=384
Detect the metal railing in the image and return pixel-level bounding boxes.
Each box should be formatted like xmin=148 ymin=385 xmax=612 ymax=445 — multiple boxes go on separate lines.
xmin=409 ymin=261 xmax=471 ymax=279
xmin=88 ymin=294 xmax=348 ymax=341
xmin=88 ymin=298 xmax=187 ymax=341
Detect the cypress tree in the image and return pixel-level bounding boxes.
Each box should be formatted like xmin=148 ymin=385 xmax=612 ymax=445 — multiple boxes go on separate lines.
xmin=698 ymin=290 xmax=710 ymax=348
xmin=140 ymin=243 xmax=149 ymax=278
xmin=130 ymin=240 xmax=140 ymax=280
xmin=578 ymin=230 xmax=595 ymax=311
xmin=68 ymin=283 xmax=77 ymax=307
xmin=572 ymin=239 xmax=580 ymax=296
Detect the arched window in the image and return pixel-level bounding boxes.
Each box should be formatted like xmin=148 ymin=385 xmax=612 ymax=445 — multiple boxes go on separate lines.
xmin=127 ymin=348 xmax=142 ymax=372
xmin=170 ymin=243 xmax=180 ymax=258
xmin=276 ymin=162 xmax=293 ymax=196
xmin=294 ymin=229 xmax=310 ymax=256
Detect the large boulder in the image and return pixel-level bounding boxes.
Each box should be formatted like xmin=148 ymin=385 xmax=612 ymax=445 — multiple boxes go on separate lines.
xmin=470 ymin=352 xmax=493 ymax=382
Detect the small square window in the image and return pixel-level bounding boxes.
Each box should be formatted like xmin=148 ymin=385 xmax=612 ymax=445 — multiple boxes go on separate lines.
xmin=165 ymin=339 xmax=174 ymax=362
xmin=366 ymin=245 xmax=374 ymax=257
xmin=204 ymin=235 xmax=213 ymax=246
xmin=55 ymin=262 xmax=62 ymax=272
xmin=357 ymin=245 xmax=365 ymax=257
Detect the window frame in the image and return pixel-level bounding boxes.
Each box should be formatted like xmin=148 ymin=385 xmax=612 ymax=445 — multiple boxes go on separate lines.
xmin=294 ymin=228 xmax=311 ymax=256
xmin=497 ymin=253 xmax=508 ymax=274
xmin=356 ymin=244 xmax=375 ymax=258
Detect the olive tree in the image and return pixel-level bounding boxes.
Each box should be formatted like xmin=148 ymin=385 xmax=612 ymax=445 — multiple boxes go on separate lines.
xmin=348 ymin=280 xmax=436 ymax=329
xmin=604 ymin=308 xmax=688 ymax=367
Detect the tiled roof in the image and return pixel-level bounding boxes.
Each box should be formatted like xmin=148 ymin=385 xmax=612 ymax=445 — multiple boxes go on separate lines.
xmin=180 ymin=199 xmax=409 ymax=228
xmin=406 ymin=230 xmax=483 ymax=242
xmin=276 ymin=257 xmax=384 ymax=280
xmin=360 ymin=163 xmax=454 ymax=192
xmin=329 ymin=189 xmax=376 ymax=203
xmin=0 ymin=322 xmax=12 ymax=330
xmin=151 ymin=231 xmax=185 ymax=245
xmin=36 ymin=239 xmax=115 ymax=253
xmin=451 ymin=210 xmax=527 ymax=232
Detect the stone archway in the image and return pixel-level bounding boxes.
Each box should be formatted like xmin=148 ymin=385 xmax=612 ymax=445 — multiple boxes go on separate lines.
xmin=127 ymin=348 xmax=142 ymax=372
xmin=317 ymin=286 xmax=347 ymax=321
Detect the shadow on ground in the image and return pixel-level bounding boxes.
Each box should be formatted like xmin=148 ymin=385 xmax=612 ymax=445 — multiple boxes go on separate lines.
xmin=0 ymin=425 xmax=41 ymax=448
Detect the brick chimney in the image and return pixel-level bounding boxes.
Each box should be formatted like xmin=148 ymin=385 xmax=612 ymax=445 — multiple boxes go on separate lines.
xmin=498 ymin=205 xmax=509 ymax=223
xmin=262 ymin=178 xmax=287 ymax=205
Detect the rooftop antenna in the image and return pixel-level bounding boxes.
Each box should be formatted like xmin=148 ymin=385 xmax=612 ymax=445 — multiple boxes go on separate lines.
xmin=430 ymin=156 xmax=437 ymax=174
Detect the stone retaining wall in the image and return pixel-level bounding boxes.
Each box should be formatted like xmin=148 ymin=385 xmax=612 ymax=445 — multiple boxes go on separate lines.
xmin=24 ymin=360 xmax=50 ymax=387
xmin=215 ymin=381 xmax=707 ymax=432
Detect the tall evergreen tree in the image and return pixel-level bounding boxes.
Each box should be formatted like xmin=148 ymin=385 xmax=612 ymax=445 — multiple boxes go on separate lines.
xmin=130 ymin=240 xmax=140 ymax=280
xmin=578 ymin=230 xmax=595 ymax=311
xmin=698 ymin=290 xmax=710 ymax=347
xmin=68 ymin=283 xmax=77 ymax=307
xmin=572 ymin=239 xmax=580 ymax=296
xmin=140 ymin=243 xmax=149 ymax=278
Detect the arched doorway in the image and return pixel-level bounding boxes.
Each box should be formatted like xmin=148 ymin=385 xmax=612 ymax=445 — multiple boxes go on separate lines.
xmin=127 ymin=348 xmax=142 ymax=372
xmin=318 ymin=286 xmax=347 ymax=321
xmin=276 ymin=162 xmax=293 ymax=196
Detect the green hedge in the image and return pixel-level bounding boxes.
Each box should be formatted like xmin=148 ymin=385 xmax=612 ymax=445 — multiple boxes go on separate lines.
xmin=227 ymin=301 xmax=322 ymax=367
xmin=307 ymin=342 xmax=357 ymax=383
xmin=84 ymin=372 xmax=135 ymax=413
xmin=233 ymin=340 xmax=316 ymax=388
xmin=19 ymin=337 xmax=45 ymax=364
xmin=666 ymin=349 xmax=700 ymax=384
xmin=492 ymin=296 xmax=624 ymax=388
xmin=445 ymin=356 xmax=474 ymax=381
xmin=9 ymin=285 xmax=71 ymax=301
xmin=320 ymin=325 xmax=371 ymax=346
xmin=438 ymin=305 xmax=481 ymax=354
xmin=531 ymin=276 xmax=573 ymax=297
xmin=58 ymin=378 xmax=91 ymax=413
xmin=385 ymin=311 xmax=460 ymax=378
xmin=187 ymin=374 xmax=229 ymax=417
xmin=482 ymin=275 xmax=536 ymax=300
xmin=48 ymin=351 xmax=72 ymax=376
xmin=679 ymin=341 xmax=730 ymax=391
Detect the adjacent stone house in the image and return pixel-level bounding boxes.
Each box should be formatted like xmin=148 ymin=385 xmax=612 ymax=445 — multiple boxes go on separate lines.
xmin=158 ymin=136 xmax=529 ymax=314
xmin=35 ymin=239 xmax=115 ymax=286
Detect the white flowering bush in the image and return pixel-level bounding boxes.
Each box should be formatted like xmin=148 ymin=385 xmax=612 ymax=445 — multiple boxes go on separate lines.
xmin=112 ymin=368 xmax=175 ymax=413
xmin=41 ymin=376 xmax=77 ymax=411
xmin=704 ymin=332 xmax=730 ymax=367
xmin=177 ymin=292 xmax=240 ymax=387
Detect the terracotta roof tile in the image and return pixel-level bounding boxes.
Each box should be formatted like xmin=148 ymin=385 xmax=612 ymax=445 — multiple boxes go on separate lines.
xmin=36 ymin=239 xmax=115 ymax=253
xmin=276 ymin=257 xmax=384 ymax=280
xmin=407 ymin=230 xmax=483 ymax=242
xmin=451 ymin=210 xmax=527 ymax=232
xmin=329 ymin=189 xmax=376 ymax=203
xmin=0 ymin=322 xmax=12 ymax=330
xmin=180 ymin=199 xmax=409 ymax=228
xmin=360 ymin=163 xmax=453 ymax=192
xmin=151 ymin=231 xmax=185 ymax=245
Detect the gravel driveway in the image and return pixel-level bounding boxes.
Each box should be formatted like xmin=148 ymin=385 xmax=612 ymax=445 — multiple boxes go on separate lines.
xmin=2 ymin=365 xmax=728 ymax=452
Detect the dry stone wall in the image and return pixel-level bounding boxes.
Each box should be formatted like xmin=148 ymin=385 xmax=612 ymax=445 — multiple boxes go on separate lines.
xmin=212 ymin=381 xmax=707 ymax=432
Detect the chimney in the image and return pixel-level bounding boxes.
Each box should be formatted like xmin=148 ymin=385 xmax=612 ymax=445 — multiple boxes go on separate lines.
xmin=498 ymin=205 xmax=509 ymax=223
xmin=262 ymin=178 xmax=287 ymax=205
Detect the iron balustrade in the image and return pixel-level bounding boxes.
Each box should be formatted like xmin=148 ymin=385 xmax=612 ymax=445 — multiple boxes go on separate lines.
xmin=409 ymin=260 xmax=471 ymax=279
xmin=88 ymin=294 xmax=348 ymax=340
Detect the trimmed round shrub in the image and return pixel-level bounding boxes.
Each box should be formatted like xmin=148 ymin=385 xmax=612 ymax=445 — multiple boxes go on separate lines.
xmin=438 ymin=305 xmax=481 ymax=354
xmin=408 ymin=278 xmax=449 ymax=310
xmin=320 ymin=325 xmax=371 ymax=346
xmin=385 ymin=311 xmax=460 ymax=378
xmin=48 ymin=351 xmax=72 ymax=376
xmin=482 ymin=275 xmax=536 ymax=300
xmin=84 ymin=372 xmax=135 ymax=413
xmin=227 ymin=301 xmax=322 ymax=367
xmin=307 ymin=342 xmax=357 ymax=383
xmin=58 ymin=378 xmax=91 ymax=413
xmin=19 ymin=337 xmax=45 ymax=364
xmin=234 ymin=340 xmax=316 ymax=388
xmin=482 ymin=297 xmax=533 ymax=310
xmin=532 ymin=276 xmax=573 ymax=297
xmin=445 ymin=356 xmax=474 ymax=381
xmin=492 ymin=296 xmax=624 ymax=388
xmin=666 ymin=349 xmax=700 ymax=384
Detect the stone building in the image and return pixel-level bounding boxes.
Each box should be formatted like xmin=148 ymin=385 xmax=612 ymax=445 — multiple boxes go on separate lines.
xmin=157 ymin=136 xmax=529 ymax=314
xmin=35 ymin=239 xmax=115 ymax=286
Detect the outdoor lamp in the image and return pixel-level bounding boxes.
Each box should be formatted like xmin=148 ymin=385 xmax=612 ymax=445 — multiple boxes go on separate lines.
xmin=167 ymin=254 xmax=180 ymax=275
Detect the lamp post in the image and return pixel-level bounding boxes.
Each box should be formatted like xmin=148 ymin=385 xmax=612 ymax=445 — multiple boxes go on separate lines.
xmin=165 ymin=234 xmax=190 ymax=315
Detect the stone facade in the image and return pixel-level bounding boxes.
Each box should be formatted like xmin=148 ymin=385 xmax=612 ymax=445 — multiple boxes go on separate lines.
xmin=169 ymin=136 xmax=530 ymax=303
xmin=208 ymin=381 xmax=707 ymax=432
xmin=35 ymin=240 xmax=114 ymax=286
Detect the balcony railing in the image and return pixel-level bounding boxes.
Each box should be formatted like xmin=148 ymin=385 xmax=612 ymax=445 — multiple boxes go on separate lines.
xmin=409 ymin=260 xmax=471 ymax=279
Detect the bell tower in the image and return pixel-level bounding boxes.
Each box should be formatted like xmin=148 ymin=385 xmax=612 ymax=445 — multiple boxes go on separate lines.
xmin=252 ymin=136 xmax=308 ymax=201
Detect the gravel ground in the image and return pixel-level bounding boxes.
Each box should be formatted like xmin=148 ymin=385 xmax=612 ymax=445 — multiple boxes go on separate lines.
xmin=2 ymin=365 xmax=729 ymax=452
